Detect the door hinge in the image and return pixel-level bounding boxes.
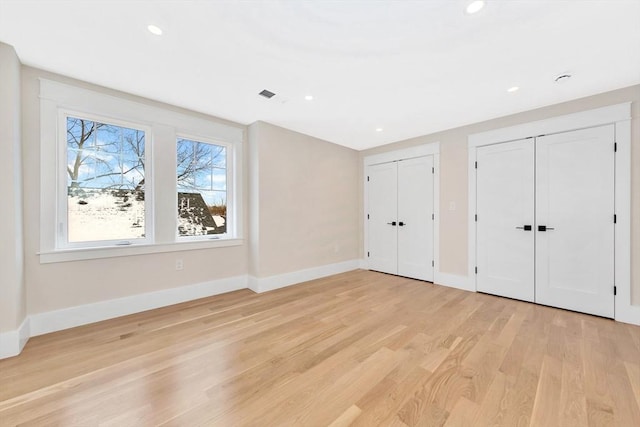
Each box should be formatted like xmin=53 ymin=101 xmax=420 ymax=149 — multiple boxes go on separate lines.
xmin=614 ymin=286 xmax=617 ymax=296
xmin=614 ymin=142 xmax=617 ymax=152
xmin=475 ymin=266 xmax=478 ymax=274
xmin=367 ymin=176 xmax=370 ymax=182
xmin=614 ymin=214 xmax=617 ymax=224
xmin=367 ymin=214 xmax=370 ymax=220
xmin=475 ymin=161 xmax=477 ymax=169
xmin=432 ymin=260 xmax=434 ymax=267
xmin=367 ymin=251 xmax=370 ymax=258
xmin=432 ymin=213 xmax=434 ymax=220
xmin=432 ymin=167 xmax=434 ymax=174
xmin=475 ymin=214 xmax=477 ymax=222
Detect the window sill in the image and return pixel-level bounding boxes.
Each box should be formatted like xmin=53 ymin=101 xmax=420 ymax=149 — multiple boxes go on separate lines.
xmin=39 ymin=238 xmax=244 ymax=264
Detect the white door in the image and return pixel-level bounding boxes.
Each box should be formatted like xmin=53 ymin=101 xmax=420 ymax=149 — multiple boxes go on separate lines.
xmin=476 ymin=139 xmax=535 ymax=302
xmin=367 ymin=162 xmax=398 ymax=275
xmin=535 ymin=125 xmax=615 ymax=318
xmin=397 ymin=156 xmax=434 ymax=281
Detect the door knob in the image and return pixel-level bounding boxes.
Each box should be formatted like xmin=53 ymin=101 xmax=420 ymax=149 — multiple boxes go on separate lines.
xmin=387 ymin=221 xmax=397 ymax=226
xmin=538 ymin=225 xmax=555 ymax=231
xmin=516 ymin=225 xmax=532 ymax=230
xmin=398 ymin=222 xmax=406 ymax=227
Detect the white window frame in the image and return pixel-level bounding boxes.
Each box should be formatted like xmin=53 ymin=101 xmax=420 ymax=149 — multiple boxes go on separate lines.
xmin=58 ymin=109 xmax=154 ymax=249
xmin=175 ymin=133 xmax=234 ymax=241
xmin=39 ymin=79 xmax=245 ymax=263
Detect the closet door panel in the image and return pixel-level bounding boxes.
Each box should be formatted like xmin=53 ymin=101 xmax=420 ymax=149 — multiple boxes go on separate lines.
xmin=476 ymin=140 xmax=535 ymax=302
xmin=397 ymin=156 xmax=434 ymax=281
xmin=367 ymin=162 xmax=398 ymax=275
xmin=535 ymin=125 xmax=615 ymax=318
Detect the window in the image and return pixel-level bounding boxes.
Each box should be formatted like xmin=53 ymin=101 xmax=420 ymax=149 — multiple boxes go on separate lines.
xmin=40 ymin=79 xmax=244 ymax=262
xmin=64 ymin=115 xmax=149 ymax=246
xmin=177 ymin=138 xmax=229 ymax=238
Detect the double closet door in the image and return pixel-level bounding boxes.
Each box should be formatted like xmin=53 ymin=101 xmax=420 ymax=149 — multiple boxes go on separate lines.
xmin=476 ymin=124 xmax=615 ymax=318
xmin=368 ymin=156 xmax=434 ymax=282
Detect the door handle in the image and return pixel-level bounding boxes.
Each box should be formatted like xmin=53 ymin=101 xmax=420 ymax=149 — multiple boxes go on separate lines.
xmin=515 ymin=225 xmax=532 ymax=231
xmin=398 ymin=222 xmax=406 ymax=227
xmin=387 ymin=221 xmax=397 ymax=226
xmin=538 ymin=225 xmax=555 ymax=231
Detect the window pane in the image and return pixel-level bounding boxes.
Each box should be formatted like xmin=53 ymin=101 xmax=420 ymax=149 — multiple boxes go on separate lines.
xmin=66 ymin=118 xmax=97 ymax=149
xmin=66 ymin=116 xmax=146 ymax=243
xmin=177 ymin=138 xmax=227 ymax=237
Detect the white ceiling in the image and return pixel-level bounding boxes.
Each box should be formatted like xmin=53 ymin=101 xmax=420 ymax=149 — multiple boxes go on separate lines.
xmin=1 ymin=0 xmax=639 ymax=150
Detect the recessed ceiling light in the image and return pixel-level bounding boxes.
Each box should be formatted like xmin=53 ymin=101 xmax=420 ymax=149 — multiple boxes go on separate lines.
xmin=375 ymin=128 xmax=383 ymax=132
xmin=465 ymin=0 xmax=486 ymax=15
xmin=305 ymin=95 xmax=314 ymax=101
xmin=507 ymin=86 xmax=519 ymax=93
xmin=147 ymin=24 xmax=163 ymax=36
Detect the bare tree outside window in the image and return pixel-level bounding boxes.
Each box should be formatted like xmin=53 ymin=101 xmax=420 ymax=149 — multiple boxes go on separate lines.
xmin=177 ymin=138 xmax=227 ymax=236
xmin=66 ymin=116 xmax=146 ymax=243
xmin=66 ymin=116 xmax=228 ymax=243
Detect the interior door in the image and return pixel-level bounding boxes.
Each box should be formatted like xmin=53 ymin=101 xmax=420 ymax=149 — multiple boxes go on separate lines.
xmin=367 ymin=162 xmax=398 ymax=275
xmin=397 ymin=156 xmax=434 ymax=281
xmin=535 ymin=125 xmax=615 ymax=318
xmin=476 ymin=139 xmax=535 ymax=302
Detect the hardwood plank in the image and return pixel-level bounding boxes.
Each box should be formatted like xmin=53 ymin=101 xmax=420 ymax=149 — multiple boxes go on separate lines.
xmin=0 ymin=270 xmax=637 ymax=426
xmin=328 ymin=404 xmax=362 ymax=427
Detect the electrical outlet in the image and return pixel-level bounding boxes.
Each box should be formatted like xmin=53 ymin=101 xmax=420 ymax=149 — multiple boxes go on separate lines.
xmin=175 ymin=259 xmax=184 ymax=271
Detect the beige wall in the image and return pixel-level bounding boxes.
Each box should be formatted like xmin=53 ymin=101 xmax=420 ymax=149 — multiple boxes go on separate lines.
xmin=21 ymin=66 xmax=249 ymax=315
xmin=249 ymin=122 xmax=360 ymax=278
xmin=9 ymin=50 xmax=640 ymax=323
xmin=0 ymin=42 xmax=25 ymax=332
xmin=360 ymin=85 xmax=640 ymax=305
xmin=19 ymin=66 xmax=361 ymax=316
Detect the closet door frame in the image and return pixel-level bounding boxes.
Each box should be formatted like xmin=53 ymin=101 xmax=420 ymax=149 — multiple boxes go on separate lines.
xmin=468 ymin=102 xmax=634 ymax=325
xmin=363 ymin=142 xmax=440 ymax=282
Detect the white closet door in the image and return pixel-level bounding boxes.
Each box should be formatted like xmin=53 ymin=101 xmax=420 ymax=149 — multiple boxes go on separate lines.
xmin=367 ymin=162 xmax=398 ymax=275
xmin=397 ymin=156 xmax=434 ymax=281
xmin=476 ymin=139 xmax=535 ymax=302
xmin=535 ymin=125 xmax=615 ymax=318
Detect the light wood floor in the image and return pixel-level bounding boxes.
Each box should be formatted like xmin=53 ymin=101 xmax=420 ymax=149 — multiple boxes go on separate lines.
xmin=1 ymin=270 xmax=639 ymax=426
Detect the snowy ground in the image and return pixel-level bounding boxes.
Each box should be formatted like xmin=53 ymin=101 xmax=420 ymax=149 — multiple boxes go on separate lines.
xmin=68 ymin=189 xmax=226 ymax=242
xmin=68 ymin=190 xmax=145 ymax=242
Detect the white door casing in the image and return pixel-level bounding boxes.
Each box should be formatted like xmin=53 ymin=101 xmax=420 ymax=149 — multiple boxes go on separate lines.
xmin=535 ymin=125 xmax=615 ymax=318
xmin=476 ymin=139 xmax=535 ymax=302
xmin=469 ymin=103 xmax=632 ymax=323
xmin=397 ymin=156 xmax=434 ymax=281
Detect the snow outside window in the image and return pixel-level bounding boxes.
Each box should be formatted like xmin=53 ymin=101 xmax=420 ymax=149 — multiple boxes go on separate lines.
xmin=64 ymin=114 xmax=150 ymax=247
xmin=40 ymin=79 xmax=244 ymax=262
xmin=176 ymin=138 xmax=229 ymax=238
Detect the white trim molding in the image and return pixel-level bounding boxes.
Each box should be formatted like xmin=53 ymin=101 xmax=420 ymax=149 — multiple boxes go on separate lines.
xmin=29 ymin=275 xmax=247 ymax=337
xmin=38 ymin=78 xmax=245 ymax=263
xmin=1 ymin=262 xmax=363 ymax=359
xmin=0 ymin=317 xmax=30 ymax=359
xmin=248 ymin=260 xmax=360 ymax=293
xmin=468 ymin=102 xmax=636 ymax=324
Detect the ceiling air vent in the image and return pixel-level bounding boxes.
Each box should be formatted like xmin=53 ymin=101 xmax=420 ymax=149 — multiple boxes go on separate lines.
xmin=259 ymin=89 xmax=276 ymax=99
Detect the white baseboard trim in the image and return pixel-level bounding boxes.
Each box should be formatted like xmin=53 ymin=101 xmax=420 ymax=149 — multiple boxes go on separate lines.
xmin=358 ymin=259 xmax=368 ymax=270
xmin=0 ymin=317 xmax=30 ymax=359
xmin=434 ymin=272 xmax=474 ymax=292
xmin=616 ymin=303 xmax=640 ymax=326
xmin=29 ymin=275 xmax=248 ymax=337
xmin=249 ymin=260 xmax=360 ymax=293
